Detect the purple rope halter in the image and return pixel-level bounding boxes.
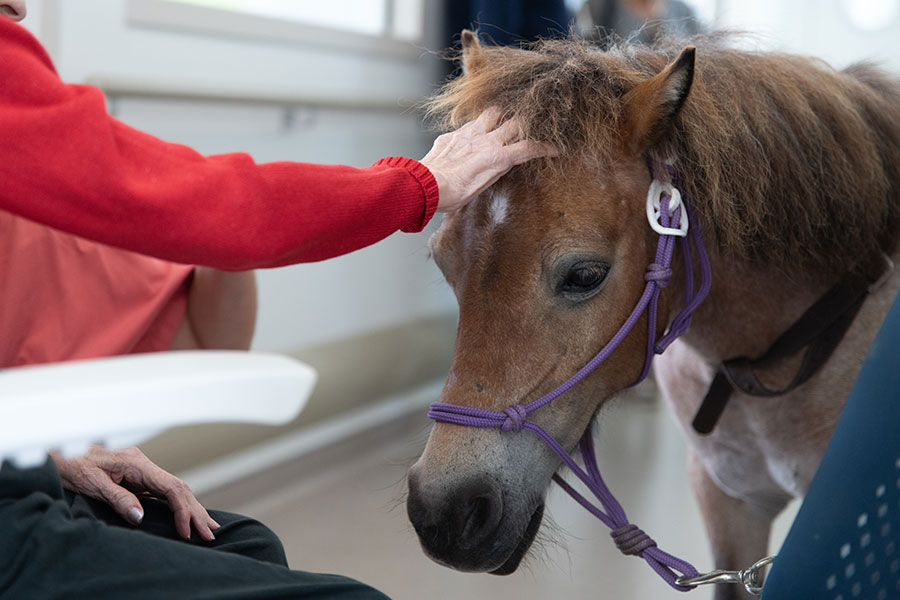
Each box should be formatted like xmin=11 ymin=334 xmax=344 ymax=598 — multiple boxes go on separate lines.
xmin=429 ymin=169 xmax=713 ymax=591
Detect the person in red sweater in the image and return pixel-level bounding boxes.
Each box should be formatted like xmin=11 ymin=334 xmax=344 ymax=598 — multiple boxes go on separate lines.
xmin=0 ymin=2 xmax=554 ymax=598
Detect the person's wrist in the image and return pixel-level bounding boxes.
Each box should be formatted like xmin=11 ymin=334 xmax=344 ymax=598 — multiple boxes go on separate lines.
xmin=426 ymin=167 xmax=451 ymax=212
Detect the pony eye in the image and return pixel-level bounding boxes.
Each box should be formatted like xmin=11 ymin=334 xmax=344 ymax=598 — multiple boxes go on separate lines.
xmin=560 ymin=262 xmax=609 ymax=297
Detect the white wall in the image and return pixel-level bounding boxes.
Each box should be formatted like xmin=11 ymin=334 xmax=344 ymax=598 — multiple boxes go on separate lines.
xmin=716 ymin=0 xmax=900 ymax=72
xmin=19 ymin=0 xmax=456 ymax=352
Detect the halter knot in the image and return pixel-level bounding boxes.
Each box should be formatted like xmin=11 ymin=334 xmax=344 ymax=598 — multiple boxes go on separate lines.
xmin=611 ymin=523 xmax=658 ymax=556
xmin=501 ymin=405 xmax=528 ymax=433
xmin=645 ymin=263 xmax=672 ymax=288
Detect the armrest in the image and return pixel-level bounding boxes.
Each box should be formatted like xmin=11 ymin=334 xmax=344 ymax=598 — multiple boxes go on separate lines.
xmin=0 ymin=351 xmax=316 ymax=468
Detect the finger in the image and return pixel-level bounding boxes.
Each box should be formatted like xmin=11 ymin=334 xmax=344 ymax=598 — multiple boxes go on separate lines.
xmin=177 ymin=493 xmax=216 ymax=541
xmin=192 ymin=510 xmax=216 ymax=542
xmin=115 ymin=449 xmax=207 ymax=540
xmin=486 ymin=118 xmax=524 ymax=144
xmin=500 ymin=139 xmax=559 ymax=167
xmin=466 ymin=106 xmax=502 ymax=135
xmin=93 ymin=470 xmax=145 ymax=525
xmin=50 ymin=450 xmax=145 ymax=525
xmin=167 ymin=492 xmax=194 ymax=540
xmin=129 ymin=463 xmax=192 ymax=539
xmin=462 ymin=141 xmax=557 ymax=200
xmin=163 ymin=482 xmax=196 ymax=540
xmin=159 ymin=476 xmax=215 ymax=541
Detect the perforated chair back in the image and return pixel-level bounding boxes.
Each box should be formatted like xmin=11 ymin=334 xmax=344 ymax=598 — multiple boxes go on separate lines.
xmin=763 ymin=291 xmax=900 ymax=600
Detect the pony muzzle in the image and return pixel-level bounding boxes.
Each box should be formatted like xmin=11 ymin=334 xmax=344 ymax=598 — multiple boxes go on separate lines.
xmin=406 ymin=466 xmax=542 ymax=574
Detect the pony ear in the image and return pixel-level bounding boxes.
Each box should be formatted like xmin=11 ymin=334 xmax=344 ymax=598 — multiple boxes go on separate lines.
xmin=621 ymin=46 xmax=696 ymax=153
xmin=460 ymin=29 xmax=486 ymax=75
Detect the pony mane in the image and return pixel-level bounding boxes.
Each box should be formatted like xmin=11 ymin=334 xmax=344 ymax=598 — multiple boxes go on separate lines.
xmin=427 ymin=33 xmax=900 ymax=277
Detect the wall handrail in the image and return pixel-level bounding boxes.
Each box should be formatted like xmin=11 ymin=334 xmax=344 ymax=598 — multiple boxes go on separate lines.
xmin=88 ymin=75 xmax=425 ymax=114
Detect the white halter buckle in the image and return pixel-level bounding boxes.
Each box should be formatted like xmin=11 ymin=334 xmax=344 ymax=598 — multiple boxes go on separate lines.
xmin=646 ymin=179 xmax=689 ymax=237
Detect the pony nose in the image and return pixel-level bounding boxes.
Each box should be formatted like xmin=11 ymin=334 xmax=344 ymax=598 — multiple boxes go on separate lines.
xmin=407 ymin=470 xmax=504 ymax=560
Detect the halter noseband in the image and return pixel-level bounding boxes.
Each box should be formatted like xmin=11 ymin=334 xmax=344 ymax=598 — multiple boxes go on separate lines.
xmin=428 ymin=166 xmax=713 ymax=591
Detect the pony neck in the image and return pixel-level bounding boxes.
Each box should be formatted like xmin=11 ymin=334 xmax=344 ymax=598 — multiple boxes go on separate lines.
xmin=671 ymin=247 xmax=833 ymax=366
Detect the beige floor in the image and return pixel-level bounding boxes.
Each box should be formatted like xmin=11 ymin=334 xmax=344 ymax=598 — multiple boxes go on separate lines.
xmin=202 ymin=394 xmax=797 ymax=600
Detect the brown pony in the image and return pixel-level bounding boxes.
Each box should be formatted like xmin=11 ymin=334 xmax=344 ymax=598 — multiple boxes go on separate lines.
xmin=406 ymin=31 xmax=900 ymax=599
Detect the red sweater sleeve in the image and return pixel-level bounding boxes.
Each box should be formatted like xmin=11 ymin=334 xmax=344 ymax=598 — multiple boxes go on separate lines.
xmin=0 ymin=20 xmax=439 ymax=270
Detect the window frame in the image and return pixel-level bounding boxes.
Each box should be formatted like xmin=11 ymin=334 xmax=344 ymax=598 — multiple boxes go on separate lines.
xmin=125 ymin=0 xmax=427 ymax=61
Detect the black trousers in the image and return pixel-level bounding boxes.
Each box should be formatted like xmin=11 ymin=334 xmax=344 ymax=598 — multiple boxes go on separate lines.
xmin=0 ymin=458 xmax=390 ymax=599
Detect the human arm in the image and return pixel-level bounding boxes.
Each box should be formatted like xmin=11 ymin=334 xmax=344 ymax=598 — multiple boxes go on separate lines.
xmin=0 ymin=20 xmax=435 ymax=270
xmin=0 ymin=21 xmax=552 ymax=270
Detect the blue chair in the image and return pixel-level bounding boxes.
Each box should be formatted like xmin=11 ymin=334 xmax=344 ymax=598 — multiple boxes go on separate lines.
xmin=763 ymin=290 xmax=900 ymax=599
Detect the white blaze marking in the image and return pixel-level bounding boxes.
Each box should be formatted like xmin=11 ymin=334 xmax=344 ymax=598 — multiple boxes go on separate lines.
xmin=489 ymin=191 xmax=510 ymax=226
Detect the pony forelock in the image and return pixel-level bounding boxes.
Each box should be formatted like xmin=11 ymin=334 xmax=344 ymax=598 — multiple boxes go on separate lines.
xmin=426 ymin=33 xmax=900 ymax=277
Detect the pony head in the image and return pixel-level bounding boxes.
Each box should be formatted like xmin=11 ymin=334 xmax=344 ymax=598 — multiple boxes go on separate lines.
xmin=406 ymin=31 xmax=696 ymax=574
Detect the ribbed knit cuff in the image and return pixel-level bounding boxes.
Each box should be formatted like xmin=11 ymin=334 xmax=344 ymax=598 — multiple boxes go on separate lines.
xmin=374 ymin=156 xmax=440 ymax=233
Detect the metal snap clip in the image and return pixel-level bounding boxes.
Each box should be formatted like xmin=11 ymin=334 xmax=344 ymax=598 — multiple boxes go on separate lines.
xmin=675 ymin=555 xmax=775 ymax=596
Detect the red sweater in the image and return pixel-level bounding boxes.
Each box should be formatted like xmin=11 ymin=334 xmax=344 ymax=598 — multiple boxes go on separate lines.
xmin=0 ymin=19 xmax=439 ymax=270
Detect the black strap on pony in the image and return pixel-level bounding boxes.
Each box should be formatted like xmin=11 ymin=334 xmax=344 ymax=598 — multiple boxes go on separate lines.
xmin=692 ymin=256 xmax=892 ymax=434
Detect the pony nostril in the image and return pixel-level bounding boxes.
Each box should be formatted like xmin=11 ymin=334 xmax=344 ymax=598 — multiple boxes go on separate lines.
xmin=458 ymin=486 xmax=503 ymax=549
xmin=460 ymin=495 xmax=492 ymax=547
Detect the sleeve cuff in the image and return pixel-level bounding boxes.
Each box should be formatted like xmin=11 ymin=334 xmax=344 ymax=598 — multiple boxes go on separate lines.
xmin=374 ymin=156 xmax=440 ymax=233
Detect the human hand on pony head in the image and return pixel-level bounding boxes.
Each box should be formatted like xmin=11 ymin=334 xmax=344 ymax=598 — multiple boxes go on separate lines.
xmin=420 ymin=107 xmax=558 ymax=213
xmin=50 ymin=445 xmax=220 ymax=541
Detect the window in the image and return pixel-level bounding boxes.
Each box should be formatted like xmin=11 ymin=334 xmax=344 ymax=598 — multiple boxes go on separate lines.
xmin=162 ymin=0 xmax=423 ymax=41
xmin=168 ymin=0 xmax=386 ymax=35
xmin=126 ymin=0 xmax=427 ymax=59
xmin=841 ymin=0 xmax=900 ymax=31
xmin=681 ymin=0 xmax=718 ymax=25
